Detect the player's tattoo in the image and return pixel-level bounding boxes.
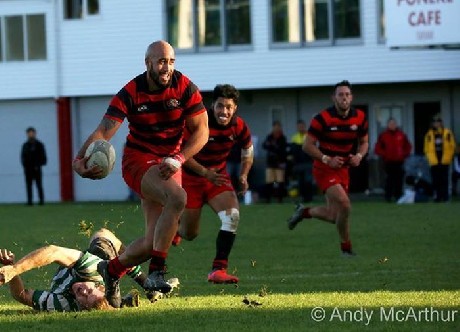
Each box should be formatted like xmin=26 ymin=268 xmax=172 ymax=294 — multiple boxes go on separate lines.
xmin=100 ymin=118 xmax=117 ymax=131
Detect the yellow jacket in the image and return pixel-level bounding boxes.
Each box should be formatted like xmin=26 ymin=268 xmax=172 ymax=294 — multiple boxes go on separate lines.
xmin=424 ymin=128 xmax=456 ymax=166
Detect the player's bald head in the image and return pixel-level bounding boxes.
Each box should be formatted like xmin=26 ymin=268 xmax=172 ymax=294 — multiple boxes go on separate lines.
xmin=145 ymin=40 xmax=174 ymax=60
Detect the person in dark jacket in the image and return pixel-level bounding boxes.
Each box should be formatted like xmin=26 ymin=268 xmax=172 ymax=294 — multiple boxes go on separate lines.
xmin=21 ymin=127 xmax=47 ymax=205
xmin=262 ymin=121 xmax=287 ymax=203
xmin=374 ymin=118 xmax=412 ymax=202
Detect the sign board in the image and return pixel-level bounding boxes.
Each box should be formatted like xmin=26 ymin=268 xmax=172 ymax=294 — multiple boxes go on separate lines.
xmin=385 ymin=0 xmax=460 ymax=47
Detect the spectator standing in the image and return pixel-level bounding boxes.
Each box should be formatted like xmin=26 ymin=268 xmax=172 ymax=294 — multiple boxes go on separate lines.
xmin=262 ymin=121 xmax=287 ymax=203
xmin=374 ymin=118 xmax=412 ymax=202
xmin=423 ymin=115 xmax=456 ymax=202
xmin=21 ymin=127 xmax=47 ymax=206
xmin=290 ymin=120 xmax=313 ymax=203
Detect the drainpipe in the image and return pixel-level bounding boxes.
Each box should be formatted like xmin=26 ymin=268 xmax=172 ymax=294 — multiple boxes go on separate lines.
xmin=54 ymin=1 xmax=74 ymax=201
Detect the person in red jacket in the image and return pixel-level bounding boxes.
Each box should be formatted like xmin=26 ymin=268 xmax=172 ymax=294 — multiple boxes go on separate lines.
xmin=374 ymin=118 xmax=412 ymax=202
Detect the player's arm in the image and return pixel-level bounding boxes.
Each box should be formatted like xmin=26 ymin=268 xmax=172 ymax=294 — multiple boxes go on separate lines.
xmin=183 ymin=158 xmax=228 ymax=186
xmin=303 ymin=135 xmax=328 ymax=163
xmin=0 ymin=250 xmax=34 ymax=307
xmin=303 ymin=135 xmax=344 ymax=169
xmin=349 ymin=134 xmax=369 ymax=167
xmin=8 ymin=276 xmax=34 ymax=308
xmin=238 ymin=144 xmax=254 ymax=194
xmin=159 ymin=111 xmax=209 ymax=180
xmin=0 ymin=246 xmax=83 ymax=285
xmin=182 ymin=112 xmax=209 ymax=161
xmin=73 ymin=117 xmax=122 ymax=179
xmin=183 ymin=157 xmax=207 ymax=177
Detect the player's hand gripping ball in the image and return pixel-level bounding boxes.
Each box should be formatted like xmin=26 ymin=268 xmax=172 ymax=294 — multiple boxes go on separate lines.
xmin=84 ymin=139 xmax=116 ymax=179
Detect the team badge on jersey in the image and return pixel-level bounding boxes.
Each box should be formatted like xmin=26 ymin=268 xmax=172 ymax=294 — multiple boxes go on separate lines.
xmin=166 ymin=99 xmax=181 ymax=109
xmin=137 ymin=105 xmax=148 ymax=112
xmin=350 ymin=124 xmax=358 ymax=131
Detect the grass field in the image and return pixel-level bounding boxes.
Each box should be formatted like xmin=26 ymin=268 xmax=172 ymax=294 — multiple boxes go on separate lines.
xmin=0 ymin=199 xmax=459 ymax=331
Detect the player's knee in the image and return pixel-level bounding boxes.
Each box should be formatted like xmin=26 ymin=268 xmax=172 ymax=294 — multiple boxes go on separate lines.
xmin=166 ymin=187 xmax=187 ymax=212
xmin=218 ymin=208 xmax=239 ymax=234
xmin=336 ymin=196 xmax=351 ymax=212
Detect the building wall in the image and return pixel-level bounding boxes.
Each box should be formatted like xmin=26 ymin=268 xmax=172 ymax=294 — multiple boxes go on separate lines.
xmin=2 ymin=1 xmax=458 ymax=99
xmin=72 ymin=96 xmax=130 ymax=201
xmin=57 ymin=0 xmax=163 ymax=97
xmin=0 ymin=81 xmax=458 ymax=203
xmin=0 ymin=1 xmax=459 ymax=202
xmin=0 ymin=1 xmax=57 ymax=99
xmin=0 ymin=98 xmax=60 ymax=203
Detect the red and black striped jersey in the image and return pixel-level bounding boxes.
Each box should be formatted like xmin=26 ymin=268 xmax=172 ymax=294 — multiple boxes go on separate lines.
xmin=184 ymin=110 xmax=252 ymax=176
xmin=308 ymin=106 xmax=368 ymax=158
xmin=104 ymin=70 xmax=206 ymax=157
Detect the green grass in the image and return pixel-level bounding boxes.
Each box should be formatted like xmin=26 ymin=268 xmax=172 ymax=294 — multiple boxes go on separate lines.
xmin=0 ymin=199 xmax=459 ymax=331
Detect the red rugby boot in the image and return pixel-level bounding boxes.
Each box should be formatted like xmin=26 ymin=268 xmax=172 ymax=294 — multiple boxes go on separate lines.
xmin=207 ymin=269 xmax=239 ymax=284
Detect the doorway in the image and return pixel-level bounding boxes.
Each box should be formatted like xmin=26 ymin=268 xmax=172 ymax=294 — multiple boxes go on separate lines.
xmin=413 ymin=102 xmax=441 ymax=155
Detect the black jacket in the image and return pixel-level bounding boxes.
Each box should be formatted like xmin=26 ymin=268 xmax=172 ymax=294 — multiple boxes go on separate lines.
xmin=21 ymin=139 xmax=47 ymax=169
xmin=262 ymin=133 xmax=287 ymax=168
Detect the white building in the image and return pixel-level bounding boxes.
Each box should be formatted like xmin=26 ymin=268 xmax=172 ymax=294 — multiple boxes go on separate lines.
xmin=0 ymin=0 xmax=459 ymax=202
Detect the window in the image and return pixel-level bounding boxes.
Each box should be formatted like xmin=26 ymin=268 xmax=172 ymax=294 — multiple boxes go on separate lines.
xmin=27 ymin=15 xmax=47 ymax=60
xmin=5 ymin=16 xmax=24 ymax=61
xmin=271 ymin=0 xmax=361 ymax=45
xmin=167 ymin=0 xmax=194 ymax=49
xmin=304 ymin=0 xmax=330 ymax=42
xmin=376 ymin=105 xmax=404 ymax=134
xmin=198 ymin=0 xmax=222 ymax=47
xmin=333 ymin=0 xmax=360 ymax=38
xmin=87 ymin=0 xmax=100 ymax=15
xmin=378 ymin=0 xmax=385 ymax=41
xmin=226 ymin=0 xmax=251 ymax=45
xmin=1 ymin=14 xmax=47 ymax=62
xmin=272 ymin=0 xmax=300 ymax=43
xmin=166 ymin=0 xmax=252 ymax=51
xmin=64 ymin=0 xmax=100 ymax=19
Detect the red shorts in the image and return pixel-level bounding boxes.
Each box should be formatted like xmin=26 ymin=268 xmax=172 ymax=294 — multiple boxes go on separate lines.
xmin=122 ymin=149 xmax=182 ymax=198
xmin=183 ymin=172 xmax=234 ymax=209
xmin=313 ymin=162 xmax=350 ymax=193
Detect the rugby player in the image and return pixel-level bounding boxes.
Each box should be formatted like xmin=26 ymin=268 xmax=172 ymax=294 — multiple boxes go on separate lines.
xmin=0 ymin=228 xmax=179 ymax=311
xmin=287 ymin=80 xmax=368 ymax=256
xmin=178 ymin=84 xmax=253 ymax=283
xmin=73 ymin=40 xmax=208 ymax=307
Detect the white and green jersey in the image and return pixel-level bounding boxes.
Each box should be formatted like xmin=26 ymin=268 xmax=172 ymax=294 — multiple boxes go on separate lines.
xmin=32 ymin=251 xmax=103 ymax=312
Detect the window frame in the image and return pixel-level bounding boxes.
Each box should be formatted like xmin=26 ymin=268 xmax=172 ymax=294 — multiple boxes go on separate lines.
xmin=4 ymin=15 xmax=25 ymax=62
xmin=197 ymin=0 xmax=225 ymax=52
xmin=26 ymin=14 xmax=47 ymax=61
xmin=269 ymin=0 xmax=363 ymax=48
xmin=1 ymin=13 xmax=47 ymax=62
xmin=377 ymin=0 xmax=386 ymax=44
xmin=165 ymin=0 xmax=253 ymax=53
xmin=63 ymin=0 xmax=101 ymax=20
xmin=302 ymin=0 xmax=333 ymax=46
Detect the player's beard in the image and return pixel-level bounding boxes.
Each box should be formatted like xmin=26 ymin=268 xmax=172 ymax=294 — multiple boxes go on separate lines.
xmin=148 ymin=69 xmax=171 ymax=89
xmin=336 ymin=100 xmax=350 ymax=114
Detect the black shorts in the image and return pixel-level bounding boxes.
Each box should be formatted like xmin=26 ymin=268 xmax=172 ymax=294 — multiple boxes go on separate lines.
xmin=87 ymin=237 xmax=118 ymax=260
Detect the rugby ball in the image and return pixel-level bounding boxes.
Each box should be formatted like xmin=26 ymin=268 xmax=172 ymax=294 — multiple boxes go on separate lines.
xmin=84 ymin=139 xmax=116 ymax=179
